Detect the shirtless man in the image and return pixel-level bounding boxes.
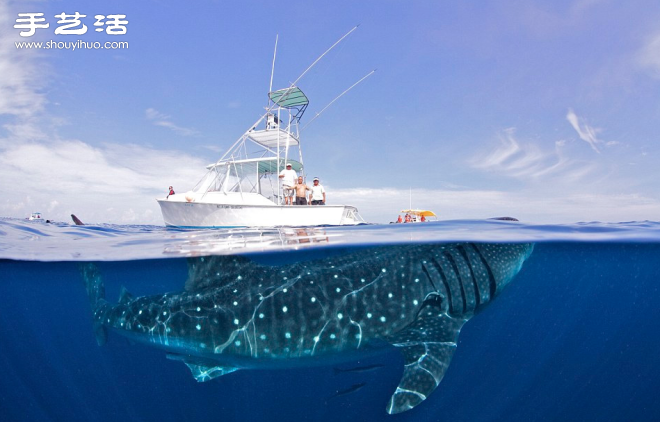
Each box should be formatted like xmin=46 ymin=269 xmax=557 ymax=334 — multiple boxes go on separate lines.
xmin=293 ymin=176 xmax=310 ymax=205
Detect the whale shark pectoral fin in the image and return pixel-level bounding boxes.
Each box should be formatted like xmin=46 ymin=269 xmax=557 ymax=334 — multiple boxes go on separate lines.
xmin=386 ymin=301 xmax=468 ymax=414
xmin=184 ymin=363 xmax=240 ymax=382
xmin=166 ymin=353 xmax=240 ymax=382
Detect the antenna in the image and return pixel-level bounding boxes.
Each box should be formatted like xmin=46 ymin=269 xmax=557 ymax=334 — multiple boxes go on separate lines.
xmin=269 ymin=34 xmax=278 ymax=94
xmin=302 ymin=69 xmax=376 ymax=131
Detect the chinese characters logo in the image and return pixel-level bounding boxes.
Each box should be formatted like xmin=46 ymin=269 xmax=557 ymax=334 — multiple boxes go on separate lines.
xmin=14 ymin=13 xmax=128 ymax=37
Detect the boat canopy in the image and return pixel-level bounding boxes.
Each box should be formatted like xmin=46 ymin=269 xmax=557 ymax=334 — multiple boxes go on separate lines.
xmin=268 ymin=86 xmax=309 ymax=119
xmin=207 ymin=157 xmax=303 ymax=174
xmin=269 ymin=86 xmax=309 ymax=108
xmin=401 ymin=209 xmax=437 ymax=217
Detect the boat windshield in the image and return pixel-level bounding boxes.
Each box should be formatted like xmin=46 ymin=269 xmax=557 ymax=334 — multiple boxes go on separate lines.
xmin=192 ymin=159 xmax=303 ymax=200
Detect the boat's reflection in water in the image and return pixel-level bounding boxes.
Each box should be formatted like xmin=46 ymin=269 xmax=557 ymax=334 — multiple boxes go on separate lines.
xmin=162 ymin=227 xmax=332 ymax=257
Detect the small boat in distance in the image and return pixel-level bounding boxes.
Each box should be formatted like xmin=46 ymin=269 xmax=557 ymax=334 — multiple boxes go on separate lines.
xmin=157 ymin=31 xmax=367 ymax=228
xmin=28 ymin=212 xmax=44 ymax=221
xmin=398 ymin=209 xmax=438 ymax=223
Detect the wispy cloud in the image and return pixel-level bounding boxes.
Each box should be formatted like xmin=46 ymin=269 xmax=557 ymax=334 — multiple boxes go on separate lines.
xmin=145 ymin=108 xmax=199 ymax=137
xmin=566 ymin=109 xmax=603 ymax=153
xmin=637 ymin=31 xmax=660 ymax=78
xmin=0 ymin=2 xmax=47 ymax=117
xmin=469 ymin=128 xmax=587 ymax=181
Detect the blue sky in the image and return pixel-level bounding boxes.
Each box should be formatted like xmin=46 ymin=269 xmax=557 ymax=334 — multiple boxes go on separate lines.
xmin=2 ymin=0 xmax=660 ymax=224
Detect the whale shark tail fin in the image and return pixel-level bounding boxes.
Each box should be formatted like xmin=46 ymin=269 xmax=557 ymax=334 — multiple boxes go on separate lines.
xmin=80 ymin=263 xmax=108 ymax=345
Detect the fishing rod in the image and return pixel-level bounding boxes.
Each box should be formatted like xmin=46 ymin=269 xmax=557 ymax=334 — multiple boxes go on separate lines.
xmin=301 ymin=69 xmax=376 ymax=131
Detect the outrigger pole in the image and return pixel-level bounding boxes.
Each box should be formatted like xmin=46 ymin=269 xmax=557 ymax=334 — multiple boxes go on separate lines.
xmin=269 ymin=34 xmax=278 ymax=97
xmin=302 ymin=69 xmax=376 ymax=131
xmin=219 ymin=26 xmax=360 ymax=163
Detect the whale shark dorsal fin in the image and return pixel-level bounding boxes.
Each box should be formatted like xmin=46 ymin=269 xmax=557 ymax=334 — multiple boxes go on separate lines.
xmin=386 ymin=295 xmax=469 ymax=414
xmin=118 ymin=286 xmax=133 ymax=304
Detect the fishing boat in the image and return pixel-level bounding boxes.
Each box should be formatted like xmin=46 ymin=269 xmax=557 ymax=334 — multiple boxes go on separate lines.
xmin=28 ymin=212 xmax=44 ymax=221
xmin=400 ymin=209 xmax=437 ymax=223
xmin=157 ymin=30 xmax=368 ymax=228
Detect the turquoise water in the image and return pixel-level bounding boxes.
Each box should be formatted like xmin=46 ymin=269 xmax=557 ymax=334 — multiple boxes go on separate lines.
xmin=1 ymin=218 xmax=659 ymax=421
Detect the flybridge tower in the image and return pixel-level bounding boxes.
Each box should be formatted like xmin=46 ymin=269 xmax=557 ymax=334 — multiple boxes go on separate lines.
xmin=156 ymin=27 xmax=370 ymax=227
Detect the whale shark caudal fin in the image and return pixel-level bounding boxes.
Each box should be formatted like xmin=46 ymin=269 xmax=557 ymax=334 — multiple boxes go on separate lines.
xmin=165 ymin=354 xmax=240 ymax=382
xmin=79 ymin=263 xmax=108 ymax=346
xmin=386 ymin=293 xmax=467 ymax=414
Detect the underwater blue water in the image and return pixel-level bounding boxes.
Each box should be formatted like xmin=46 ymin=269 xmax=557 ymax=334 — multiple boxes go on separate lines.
xmin=1 ymin=218 xmax=660 ymax=421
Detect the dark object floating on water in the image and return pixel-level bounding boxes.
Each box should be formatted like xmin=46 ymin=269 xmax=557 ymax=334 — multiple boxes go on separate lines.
xmin=71 ymin=214 xmax=84 ymax=225
xmin=489 ymin=217 xmax=519 ymax=221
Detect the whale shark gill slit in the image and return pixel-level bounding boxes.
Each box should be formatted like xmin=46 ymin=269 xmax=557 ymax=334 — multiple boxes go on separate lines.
xmin=472 ymin=244 xmax=498 ymax=298
xmin=80 ymin=242 xmax=534 ymax=415
xmin=457 ymin=245 xmax=481 ymax=308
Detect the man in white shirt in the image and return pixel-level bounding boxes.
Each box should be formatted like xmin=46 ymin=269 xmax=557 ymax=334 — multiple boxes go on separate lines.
xmin=309 ymin=177 xmax=326 ymax=205
xmin=278 ymin=163 xmax=297 ymax=205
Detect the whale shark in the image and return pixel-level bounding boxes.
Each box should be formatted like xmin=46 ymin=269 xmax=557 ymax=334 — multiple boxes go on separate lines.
xmin=81 ymin=241 xmax=533 ymax=414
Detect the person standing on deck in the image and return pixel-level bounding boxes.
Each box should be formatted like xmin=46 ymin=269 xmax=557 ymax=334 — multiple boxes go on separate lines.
xmin=279 ymin=163 xmax=297 ymax=205
xmin=293 ymin=177 xmax=310 ymax=205
xmin=309 ymin=177 xmax=326 ymax=205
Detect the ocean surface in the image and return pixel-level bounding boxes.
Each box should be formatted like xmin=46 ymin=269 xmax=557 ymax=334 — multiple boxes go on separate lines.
xmin=1 ymin=217 xmax=660 ymax=422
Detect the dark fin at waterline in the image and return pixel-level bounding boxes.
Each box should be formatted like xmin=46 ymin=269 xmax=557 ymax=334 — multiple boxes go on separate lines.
xmin=386 ymin=295 xmax=467 ymax=414
xmin=71 ymin=214 xmax=84 ymax=225
xmin=488 ymin=216 xmax=519 ymax=221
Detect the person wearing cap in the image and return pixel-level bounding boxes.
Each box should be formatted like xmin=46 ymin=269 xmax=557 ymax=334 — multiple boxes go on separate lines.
xmin=309 ymin=177 xmax=326 ymax=205
xmin=278 ymin=163 xmax=297 ymax=205
xmin=293 ymin=176 xmax=310 ymax=205
xmin=167 ymin=186 xmax=175 ymax=199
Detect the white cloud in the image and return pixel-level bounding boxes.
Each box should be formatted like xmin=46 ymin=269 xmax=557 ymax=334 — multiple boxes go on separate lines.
xmin=0 ymin=137 xmax=208 ymax=224
xmin=566 ymin=109 xmax=603 ymax=153
xmin=638 ymin=32 xmax=660 ymax=78
xmin=145 ymin=107 xmax=199 ymax=137
xmin=332 ymin=187 xmax=660 ymax=224
xmin=0 ymin=2 xmax=48 ymax=117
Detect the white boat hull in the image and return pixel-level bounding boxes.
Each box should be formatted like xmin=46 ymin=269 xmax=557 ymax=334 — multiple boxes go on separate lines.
xmin=157 ymin=198 xmax=363 ymax=228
